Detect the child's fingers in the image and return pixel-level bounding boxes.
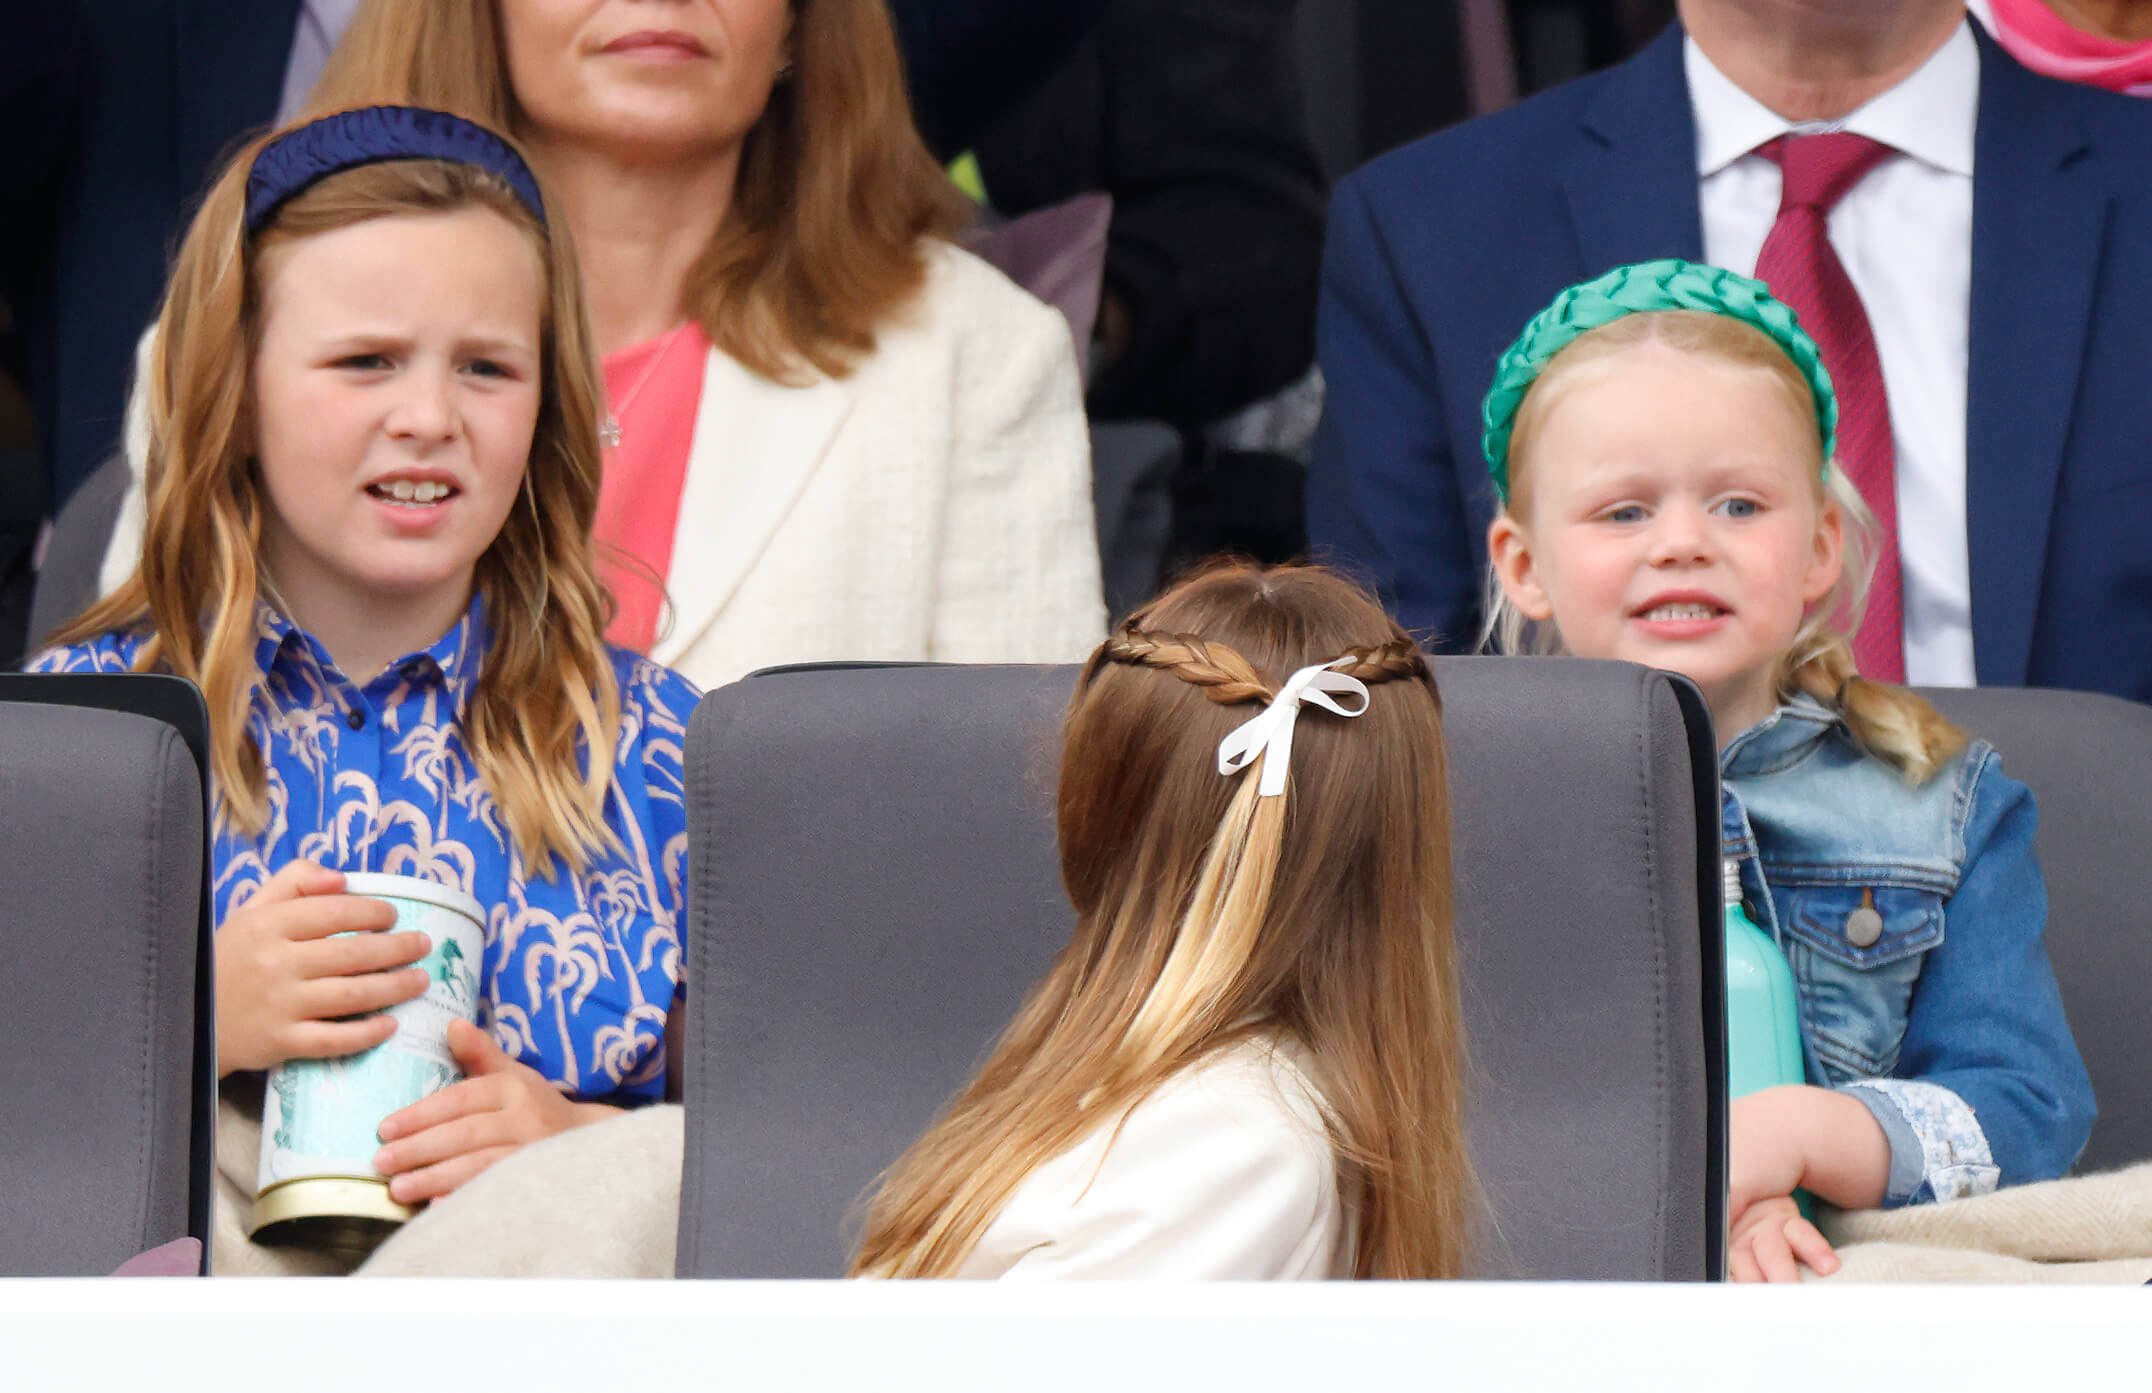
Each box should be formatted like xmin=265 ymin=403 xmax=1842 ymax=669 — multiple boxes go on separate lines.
xmin=1728 ymin=1241 xmax=1763 ymax=1284
xmin=384 ymin=1145 xmax=514 ymax=1206
xmin=1782 ymin=1216 xmax=1840 ymax=1276
xmin=377 ymin=1075 xmax=502 ymax=1145
xmin=279 ymin=1013 xmax=398 ymax=1061
xmin=446 ymin=1017 xmax=516 ymax=1076
xmin=375 ymin=1107 xmax=507 ymax=1176
xmin=297 ymin=929 xmax=431 ymax=980
xmin=295 ymin=966 xmax=429 ymax=1021
xmin=274 ymin=895 xmax=400 ymax=941
xmin=1751 ymin=1224 xmax=1801 ymax=1284
xmin=252 ymin=859 xmax=343 ymax=903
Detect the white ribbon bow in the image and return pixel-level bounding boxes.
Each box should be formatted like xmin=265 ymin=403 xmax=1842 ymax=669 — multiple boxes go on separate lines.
xmin=1216 ymin=657 xmax=1372 ymax=797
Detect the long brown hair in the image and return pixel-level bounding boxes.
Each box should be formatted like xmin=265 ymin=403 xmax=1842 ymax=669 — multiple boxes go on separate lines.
xmin=852 ymin=562 xmax=1476 ymax=1279
xmin=310 ymin=0 xmax=970 ymax=381
xmin=1488 ymin=311 xmax=1965 ymax=781
xmin=51 ymin=138 xmax=626 ymax=874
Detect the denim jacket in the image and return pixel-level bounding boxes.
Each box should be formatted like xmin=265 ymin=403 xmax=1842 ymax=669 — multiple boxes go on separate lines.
xmin=1720 ymin=696 xmax=2095 ymax=1208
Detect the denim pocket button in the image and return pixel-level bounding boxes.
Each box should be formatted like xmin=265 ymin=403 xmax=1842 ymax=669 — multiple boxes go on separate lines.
xmin=1785 ymin=883 xmax=1944 ymax=967
xmin=1845 ymin=895 xmax=1884 ymax=949
xmin=1780 ymin=881 xmax=1947 ymax=1081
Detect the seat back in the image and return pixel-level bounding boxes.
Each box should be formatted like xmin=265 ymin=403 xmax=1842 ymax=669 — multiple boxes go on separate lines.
xmin=1921 ymin=687 xmax=2152 ymax=1173
xmin=1088 ymin=420 xmax=1178 ymax=621
xmin=0 ymin=680 xmax=210 ymax=1274
xmin=678 ymin=657 xmax=1721 ymax=1280
xmin=24 ymin=451 xmax=128 ymax=657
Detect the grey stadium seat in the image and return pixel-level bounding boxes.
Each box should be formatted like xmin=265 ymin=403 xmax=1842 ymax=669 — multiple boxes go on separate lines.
xmin=677 ymin=657 xmax=1724 ymax=1280
xmin=0 ymin=675 xmax=213 ymax=1274
xmin=24 ymin=452 xmax=129 ymax=657
xmin=1922 ymin=686 xmax=2152 ymax=1175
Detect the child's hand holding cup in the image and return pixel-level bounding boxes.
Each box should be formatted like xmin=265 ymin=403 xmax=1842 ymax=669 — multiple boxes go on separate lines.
xmin=248 ymin=871 xmax=486 ymax=1259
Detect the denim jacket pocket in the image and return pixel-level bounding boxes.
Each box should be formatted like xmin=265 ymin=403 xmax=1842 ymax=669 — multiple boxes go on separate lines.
xmin=1779 ymin=884 xmax=1946 ymax=1084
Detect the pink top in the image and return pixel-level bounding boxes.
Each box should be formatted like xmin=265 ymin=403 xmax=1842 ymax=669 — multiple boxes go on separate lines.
xmin=1985 ymin=0 xmax=2152 ymax=96
xmin=595 ymin=321 xmax=708 ymax=653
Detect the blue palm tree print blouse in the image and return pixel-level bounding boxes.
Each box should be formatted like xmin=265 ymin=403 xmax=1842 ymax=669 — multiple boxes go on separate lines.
xmin=31 ymin=600 xmax=700 ymax=1104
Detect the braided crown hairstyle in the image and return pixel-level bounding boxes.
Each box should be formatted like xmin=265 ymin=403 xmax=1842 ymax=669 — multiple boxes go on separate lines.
xmin=855 ymin=561 xmax=1477 ymax=1280
xmin=1100 ymin=626 xmax=1427 ymax=706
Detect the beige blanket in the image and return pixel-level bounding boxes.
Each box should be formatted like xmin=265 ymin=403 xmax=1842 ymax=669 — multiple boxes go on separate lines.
xmin=211 ymin=1083 xmax=682 ymax=1278
xmin=1808 ymin=1163 xmax=2152 ymax=1284
xmin=213 ymin=1079 xmax=2152 ymax=1282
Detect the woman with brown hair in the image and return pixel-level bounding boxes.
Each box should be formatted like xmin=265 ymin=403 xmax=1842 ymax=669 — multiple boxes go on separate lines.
xmin=96 ymin=0 xmax=1105 ymax=687
xmin=853 ymin=562 xmax=1476 ymax=1279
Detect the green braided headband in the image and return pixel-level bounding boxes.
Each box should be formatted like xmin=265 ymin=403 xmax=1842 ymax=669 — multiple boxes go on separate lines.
xmin=1480 ymin=258 xmax=1838 ymax=504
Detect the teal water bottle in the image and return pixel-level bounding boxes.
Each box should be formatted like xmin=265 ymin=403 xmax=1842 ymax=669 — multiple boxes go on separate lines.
xmin=1723 ymin=858 xmax=1805 ymax=1098
xmin=1723 ymin=858 xmax=1812 ymax=1222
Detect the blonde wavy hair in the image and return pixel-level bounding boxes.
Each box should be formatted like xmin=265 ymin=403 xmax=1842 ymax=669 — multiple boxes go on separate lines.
xmin=308 ymin=0 xmax=970 ymax=381
xmin=50 ymin=138 xmax=625 ymax=874
xmin=852 ymin=562 xmax=1477 ymax=1279
xmin=1484 ymin=310 xmax=1965 ymax=782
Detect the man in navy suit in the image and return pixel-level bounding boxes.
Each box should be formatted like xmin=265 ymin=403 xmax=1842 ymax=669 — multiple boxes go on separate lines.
xmin=1307 ymin=0 xmax=2152 ymax=704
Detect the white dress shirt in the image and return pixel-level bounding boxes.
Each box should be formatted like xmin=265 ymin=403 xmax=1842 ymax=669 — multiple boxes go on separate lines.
xmin=1687 ymin=23 xmax=1979 ymax=686
xmin=956 ymin=1035 xmax=1352 ymax=1279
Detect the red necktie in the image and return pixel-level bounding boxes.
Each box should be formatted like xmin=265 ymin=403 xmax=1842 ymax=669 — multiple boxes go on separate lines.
xmin=1752 ymin=134 xmax=1906 ymax=683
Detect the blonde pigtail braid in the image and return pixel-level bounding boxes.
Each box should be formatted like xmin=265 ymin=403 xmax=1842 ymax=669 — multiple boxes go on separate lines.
xmin=1785 ymin=634 xmax=1967 ymax=785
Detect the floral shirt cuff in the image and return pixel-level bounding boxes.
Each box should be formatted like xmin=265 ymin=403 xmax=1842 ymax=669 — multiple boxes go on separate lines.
xmin=1840 ymin=1080 xmax=1999 ymax=1208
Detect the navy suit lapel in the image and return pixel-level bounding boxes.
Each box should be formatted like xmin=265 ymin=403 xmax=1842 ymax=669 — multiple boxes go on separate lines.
xmin=1966 ymin=33 xmax=2105 ymax=688
xmin=1560 ymin=26 xmax=1705 ymax=277
xmin=174 ymin=0 xmax=302 ymax=206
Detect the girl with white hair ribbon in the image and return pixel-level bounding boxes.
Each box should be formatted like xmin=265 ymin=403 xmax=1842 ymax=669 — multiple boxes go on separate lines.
xmin=854 ymin=560 xmax=1477 ymax=1279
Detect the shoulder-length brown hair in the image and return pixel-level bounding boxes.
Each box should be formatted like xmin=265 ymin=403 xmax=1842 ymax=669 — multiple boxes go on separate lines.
xmin=51 ymin=134 xmax=625 ymax=876
xmin=852 ymin=562 xmax=1478 ymax=1279
xmin=311 ymin=0 xmax=970 ymax=381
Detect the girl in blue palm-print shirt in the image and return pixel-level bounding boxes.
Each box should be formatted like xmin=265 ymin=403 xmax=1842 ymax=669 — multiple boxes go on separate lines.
xmin=33 ymin=108 xmax=699 ymax=1209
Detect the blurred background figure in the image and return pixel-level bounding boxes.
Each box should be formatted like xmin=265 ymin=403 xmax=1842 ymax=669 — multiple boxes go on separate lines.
xmin=971 ymin=0 xmax=1328 ymax=613
xmin=890 ymin=0 xmax=1104 ymax=159
xmin=1970 ymin=0 xmax=2152 ymax=93
xmin=2 ymin=2 xmax=318 ymax=667
xmin=1507 ymin=0 xmax=1678 ymax=95
xmin=960 ymin=0 xmax=1678 ymax=619
xmin=1293 ymin=0 xmax=1674 ymax=179
xmin=0 ymin=6 xmax=87 ymax=664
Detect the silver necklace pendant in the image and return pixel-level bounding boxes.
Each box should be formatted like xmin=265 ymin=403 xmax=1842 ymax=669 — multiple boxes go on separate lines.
xmin=599 ymin=415 xmax=623 ymax=449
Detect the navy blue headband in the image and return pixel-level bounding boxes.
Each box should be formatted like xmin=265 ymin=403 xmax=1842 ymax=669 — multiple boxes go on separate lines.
xmin=245 ymin=105 xmax=547 ymax=234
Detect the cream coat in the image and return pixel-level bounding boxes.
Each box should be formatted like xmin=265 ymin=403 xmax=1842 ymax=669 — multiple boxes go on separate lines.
xmin=955 ymin=1035 xmax=1353 ymax=1279
xmin=99 ymin=242 xmax=1106 ymax=690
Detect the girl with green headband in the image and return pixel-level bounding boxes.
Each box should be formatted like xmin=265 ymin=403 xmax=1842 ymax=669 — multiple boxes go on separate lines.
xmin=1480 ymin=260 xmax=2092 ymax=1283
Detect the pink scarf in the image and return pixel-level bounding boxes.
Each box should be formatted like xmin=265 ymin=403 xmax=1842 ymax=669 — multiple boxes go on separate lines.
xmin=1986 ymin=0 xmax=2152 ymax=95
